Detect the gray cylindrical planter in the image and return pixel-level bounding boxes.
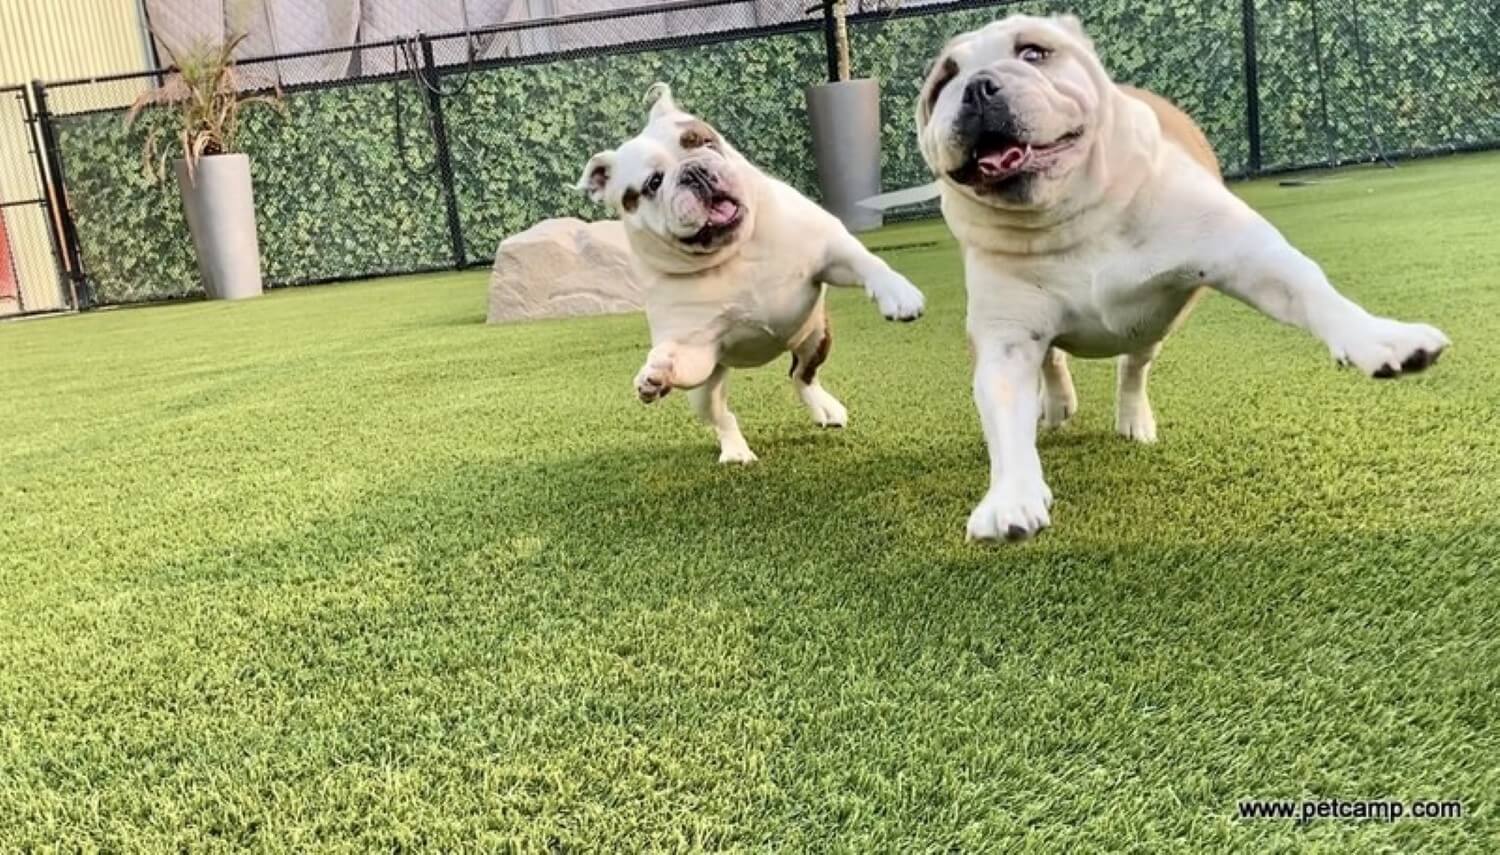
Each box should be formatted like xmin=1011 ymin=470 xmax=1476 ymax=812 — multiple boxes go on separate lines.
xmin=174 ymin=153 xmax=264 ymax=300
xmin=805 ymin=78 xmax=883 ymax=233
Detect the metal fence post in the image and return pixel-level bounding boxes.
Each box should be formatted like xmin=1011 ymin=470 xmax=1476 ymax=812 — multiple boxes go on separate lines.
xmin=1240 ymin=0 xmax=1263 ymax=174
xmin=29 ymin=80 xmax=90 ymax=309
xmin=18 ymin=87 xmax=71 ymax=309
xmin=418 ymin=34 xmax=469 ymax=269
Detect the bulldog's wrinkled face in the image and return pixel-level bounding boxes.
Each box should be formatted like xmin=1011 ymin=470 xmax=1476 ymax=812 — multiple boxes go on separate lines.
xmin=578 ymin=86 xmax=749 ymax=263
xmin=917 ymin=14 xmax=1106 ymax=208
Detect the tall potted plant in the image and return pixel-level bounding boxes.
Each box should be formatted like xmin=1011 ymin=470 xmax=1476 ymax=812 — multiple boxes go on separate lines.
xmin=128 ymin=34 xmax=283 ymax=301
xmin=805 ymin=0 xmax=882 ymax=232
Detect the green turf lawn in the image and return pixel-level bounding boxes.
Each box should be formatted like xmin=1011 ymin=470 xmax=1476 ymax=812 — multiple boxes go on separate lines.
xmin=2 ymin=153 xmax=1498 ymax=851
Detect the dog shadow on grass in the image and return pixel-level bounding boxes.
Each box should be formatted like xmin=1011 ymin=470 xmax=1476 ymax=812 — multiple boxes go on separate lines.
xmin=139 ymin=417 xmax=1488 ymax=615
xmin=117 ymin=430 xmax=1494 ymax=823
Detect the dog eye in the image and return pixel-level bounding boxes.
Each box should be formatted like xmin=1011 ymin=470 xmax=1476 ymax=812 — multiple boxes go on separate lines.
xmin=643 ymin=172 xmax=664 ymax=196
xmin=1017 ymin=44 xmax=1051 ymax=64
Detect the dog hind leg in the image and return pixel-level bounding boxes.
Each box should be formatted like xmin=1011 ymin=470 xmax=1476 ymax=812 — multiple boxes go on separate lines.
xmin=1041 ymin=347 xmax=1078 ymax=428
xmin=789 ymin=310 xmax=848 ymax=428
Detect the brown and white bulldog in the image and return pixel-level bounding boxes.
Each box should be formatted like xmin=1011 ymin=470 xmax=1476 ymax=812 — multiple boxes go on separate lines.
xmin=917 ymin=14 xmax=1449 ymax=541
xmin=579 ymin=84 xmax=925 ymax=463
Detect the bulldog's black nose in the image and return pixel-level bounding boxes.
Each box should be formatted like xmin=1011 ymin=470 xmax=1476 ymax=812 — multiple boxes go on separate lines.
xmin=963 ymin=75 xmax=1001 ymax=108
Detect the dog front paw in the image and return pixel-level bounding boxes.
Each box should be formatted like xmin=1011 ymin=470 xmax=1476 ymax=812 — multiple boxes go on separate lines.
xmin=634 ymin=358 xmax=673 ymax=403
xmin=1331 ymin=318 xmax=1450 ymax=379
xmin=966 ymin=480 xmax=1054 ymax=542
xmin=718 ymin=435 xmax=759 ymax=464
xmin=868 ymin=271 xmax=925 ymax=322
xmin=1116 ymin=404 xmax=1157 ymax=443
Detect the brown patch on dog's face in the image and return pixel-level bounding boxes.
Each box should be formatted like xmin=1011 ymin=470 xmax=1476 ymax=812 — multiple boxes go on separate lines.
xmin=621 ymin=188 xmax=640 ymax=213
xmin=678 ymin=120 xmax=720 ymax=152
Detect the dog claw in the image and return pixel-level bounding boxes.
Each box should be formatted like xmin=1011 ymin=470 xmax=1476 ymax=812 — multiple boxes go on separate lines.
xmin=1401 ymin=349 xmax=1434 ymax=373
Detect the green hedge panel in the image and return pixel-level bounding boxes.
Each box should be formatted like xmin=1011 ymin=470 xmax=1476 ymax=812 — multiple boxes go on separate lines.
xmin=245 ymin=84 xmax=452 ymax=285
xmin=48 ymin=1 xmax=1498 ymax=304
xmin=1254 ymin=0 xmax=1500 ymax=170
xmin=57 ymin=84 xmax=453 ymax=305
xmin=55 ymin=109 xmax=199 ymax=304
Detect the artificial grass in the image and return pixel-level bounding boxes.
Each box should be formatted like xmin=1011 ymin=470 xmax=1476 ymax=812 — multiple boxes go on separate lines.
xmin=2 ymin=152 xmax=1498 ymax=851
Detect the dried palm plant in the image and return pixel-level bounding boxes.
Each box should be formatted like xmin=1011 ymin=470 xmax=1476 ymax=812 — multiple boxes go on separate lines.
xmin=126 ymin=33 xmax=285 ymax=183
xmin=831 ymin=1 xmax=852 ymax=82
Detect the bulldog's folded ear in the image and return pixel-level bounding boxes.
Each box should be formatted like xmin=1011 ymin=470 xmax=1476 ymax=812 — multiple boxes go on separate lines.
xmin=577 ymin=151 xmax=615 ymax=205
xmin=645 ymin=81 xmax=679 ymax=121
xmin=917 ymin=54 xmax=959 ymax=128
xmin=1052 ymin=14 xmax=1094 ymax=48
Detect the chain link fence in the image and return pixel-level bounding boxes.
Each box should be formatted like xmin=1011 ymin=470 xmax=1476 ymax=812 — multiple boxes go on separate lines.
xmin=17 ymin=0 xmax=1500 ymax=307
xmin=1251 ymin=0 xmax=1500 ymax=172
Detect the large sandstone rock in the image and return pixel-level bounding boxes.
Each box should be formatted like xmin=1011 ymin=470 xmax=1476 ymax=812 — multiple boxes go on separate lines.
xmin=487 ymin=218 xmax=644 ymax=324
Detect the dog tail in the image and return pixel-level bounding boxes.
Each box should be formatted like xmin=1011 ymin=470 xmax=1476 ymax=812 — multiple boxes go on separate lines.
xmin=645 ymin=82 xmax=678 ymax=120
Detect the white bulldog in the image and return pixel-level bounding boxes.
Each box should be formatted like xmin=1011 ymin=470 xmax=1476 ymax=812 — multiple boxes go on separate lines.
xmin=578 ymin=84 xmax=925 ymax=463
xmin=917 ymin=15 xmax=1450 ymax=541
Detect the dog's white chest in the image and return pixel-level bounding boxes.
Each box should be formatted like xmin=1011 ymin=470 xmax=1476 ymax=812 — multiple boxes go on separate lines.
xmin=1059 ymin=262 xmax=1199 ymax=356
xmin=718 ymin=282 xmax=822 ymax=367
xmin=972 ymin=241 xmax=1200 ymax=358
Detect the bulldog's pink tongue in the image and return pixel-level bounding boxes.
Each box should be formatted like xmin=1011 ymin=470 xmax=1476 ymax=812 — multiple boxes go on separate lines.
xmin=706 ymin=198 xmax=739 ymax=226
xmin=978 ymin=144 xmax=1032 ymax=179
